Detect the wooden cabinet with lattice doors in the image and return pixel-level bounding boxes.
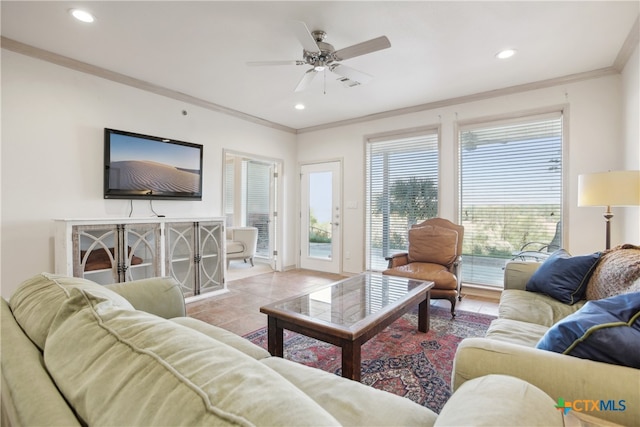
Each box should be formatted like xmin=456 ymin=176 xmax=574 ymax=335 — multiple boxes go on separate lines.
xmin=55 ymin=221 xmax=162 ymax=285
xmin=55 ymin=218 xmax=226 ymax=297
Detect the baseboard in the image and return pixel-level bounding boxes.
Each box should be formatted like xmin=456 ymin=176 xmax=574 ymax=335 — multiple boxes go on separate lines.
xmin=185 ymin=288 xmax=229 ymax=304
xmin=461 ymin=283 xmax=501 ymax=301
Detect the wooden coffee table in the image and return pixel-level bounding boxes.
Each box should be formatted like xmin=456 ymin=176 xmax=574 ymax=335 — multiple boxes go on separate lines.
xmin=259 ymin=272 xmax=434 ymax=381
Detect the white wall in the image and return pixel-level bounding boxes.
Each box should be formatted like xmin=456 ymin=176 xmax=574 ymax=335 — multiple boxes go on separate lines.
xmin=3 ymin=47 xmax=638 ymax=296
xmin=622 ymin=44 xmax=640 ymax=243
xmin=1 ymin=51 xmax=297 ymax=297
xmin=297 ymin=73 xmax=636 ymax=274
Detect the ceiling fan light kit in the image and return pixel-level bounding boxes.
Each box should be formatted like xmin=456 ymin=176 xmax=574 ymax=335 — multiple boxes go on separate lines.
xmin=248 ymin=21 xmax=391 ymax=93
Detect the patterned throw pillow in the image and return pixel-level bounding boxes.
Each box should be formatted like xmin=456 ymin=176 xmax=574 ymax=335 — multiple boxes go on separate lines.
xmin=586 ymin=244 xmax=640 ymax=300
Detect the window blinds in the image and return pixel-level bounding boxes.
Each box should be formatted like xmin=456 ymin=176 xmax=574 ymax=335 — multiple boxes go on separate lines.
xmin=458 ymin=113 xmax=563 ymax=286
xmin=366 ymin=131 xmax=439 ymax=270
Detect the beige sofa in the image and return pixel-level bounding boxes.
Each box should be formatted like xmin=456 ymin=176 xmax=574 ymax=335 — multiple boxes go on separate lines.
xmin=453 ymin=245 xmax=640 ymax=426
xmin=2 ymin=273 xmax=575 ymax=426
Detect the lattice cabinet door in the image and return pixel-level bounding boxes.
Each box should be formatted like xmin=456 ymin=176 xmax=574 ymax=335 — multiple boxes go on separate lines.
xmin=121 ymin=223 xmax=162 ymax=282
xmin=196 ymin=221 xmax=224 ymax=295
xmin=72 ymin=223 xmax=161 ymax=284
xmin=72 ymin=224 xmax=120 ymax=285
xmin=165 ymin=222 xmax=197 ymax=297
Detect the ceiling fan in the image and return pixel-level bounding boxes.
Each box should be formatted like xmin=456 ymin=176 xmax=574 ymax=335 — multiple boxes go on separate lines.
xmin=247 ymin=21 xmax=391 ymax=92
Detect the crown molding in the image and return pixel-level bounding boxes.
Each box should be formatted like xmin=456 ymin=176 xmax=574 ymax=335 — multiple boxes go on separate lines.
xmin=296 ymin=67 xmax=619 ymax=134
xmin=613 ymin=15 xmax=639 ymax=72
xmin=1 ymin=37 xmax=297 ymax=134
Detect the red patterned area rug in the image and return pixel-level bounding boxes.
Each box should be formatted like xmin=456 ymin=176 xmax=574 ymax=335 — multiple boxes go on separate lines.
xmin=244 ymin=306 xmax=494 ymax=414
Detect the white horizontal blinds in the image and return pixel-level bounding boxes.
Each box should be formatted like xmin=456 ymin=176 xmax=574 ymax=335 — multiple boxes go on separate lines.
xmin=366 ymin=131 xmax=439 ymax=271
xmin=459 ymin=113 xmax=563 ymax=287
xmin=245 ymin=161 xmax=271 ymax=256
xmin=246 ymin=161 xmax=270 ymax=219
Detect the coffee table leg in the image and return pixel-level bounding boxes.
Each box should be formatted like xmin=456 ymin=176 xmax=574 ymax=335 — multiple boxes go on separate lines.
xmin=418 ymin=290 xmax=431 ymax=332
xmin=342 ymin=342 xmax=361 ymax=381
xmin=267 ymin=316 xmax=284 ymax=357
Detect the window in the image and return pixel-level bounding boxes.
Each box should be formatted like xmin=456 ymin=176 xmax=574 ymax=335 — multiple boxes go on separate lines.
xmin=366 ymin=130 xmax=439 ymax=270
xmin=458 ymin=113 xmax=563 ymax=287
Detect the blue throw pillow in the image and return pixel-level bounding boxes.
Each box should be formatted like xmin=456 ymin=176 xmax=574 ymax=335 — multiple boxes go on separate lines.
xmin=526 ymin=249 xmax=601 ymax=304
xmin=536 ymin=292 xmax=640 ymax=368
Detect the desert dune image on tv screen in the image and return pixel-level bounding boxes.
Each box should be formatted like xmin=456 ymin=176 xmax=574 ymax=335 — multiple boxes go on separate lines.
xmin=109 ymin=160 xmax=200 ymax=193
xmin=108 ymin=132 xmax=202 ymax=194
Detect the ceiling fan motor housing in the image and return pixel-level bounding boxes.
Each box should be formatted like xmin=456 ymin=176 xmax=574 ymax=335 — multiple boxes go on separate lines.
xmin=304 ymin=31 xmax=336 ymax=70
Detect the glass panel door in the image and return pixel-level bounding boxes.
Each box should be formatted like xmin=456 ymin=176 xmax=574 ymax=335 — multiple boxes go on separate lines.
xmin=224 ymin=151 xmax=280 ymax=270
xmin=300 ymin=161 xmax=341 ymax=273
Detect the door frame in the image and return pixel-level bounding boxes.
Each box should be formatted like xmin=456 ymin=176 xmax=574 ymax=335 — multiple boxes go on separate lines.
xmin=223 ymin=149 xmax=282 ymax=271
xmin=299 ymin=159 xmax=343 ymax=274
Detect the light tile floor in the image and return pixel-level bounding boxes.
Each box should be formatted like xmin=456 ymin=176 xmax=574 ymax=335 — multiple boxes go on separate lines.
xmin=187 ymin=269 xmax=500 ymax=336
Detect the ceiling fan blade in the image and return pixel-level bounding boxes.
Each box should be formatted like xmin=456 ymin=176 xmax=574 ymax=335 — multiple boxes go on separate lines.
xmin=330 ymin=64 xmax=373 ymax=84
xmin=295 ymin=69 xmax=317 ymax=92
xmin=333 ymin=36 xmax=391 ymax=61
xmin=292 ymin=21 xmax=320 ymax=53
xmin=247 ymin=60 xmax=304 ymax=66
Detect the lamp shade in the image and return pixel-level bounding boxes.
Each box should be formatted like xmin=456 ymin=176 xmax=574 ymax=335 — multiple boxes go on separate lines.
xmin=578 ymin=170 xmax=640 ymax=207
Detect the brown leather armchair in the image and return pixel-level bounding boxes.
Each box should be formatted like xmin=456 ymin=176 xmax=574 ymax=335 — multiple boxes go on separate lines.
xmin=383 ymin=218 xmax=464 ymax=317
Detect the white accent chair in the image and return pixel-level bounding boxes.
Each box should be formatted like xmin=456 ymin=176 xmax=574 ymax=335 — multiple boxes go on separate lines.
xmin=226 ymin=227 xmax=258 ymax=267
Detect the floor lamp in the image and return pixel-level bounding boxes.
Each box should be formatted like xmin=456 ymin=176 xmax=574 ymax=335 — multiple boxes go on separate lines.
xmin=578 ymin=170 xmax=640 ymax=250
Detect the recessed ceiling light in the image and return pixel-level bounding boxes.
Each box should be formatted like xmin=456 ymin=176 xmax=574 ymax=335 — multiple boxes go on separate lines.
xmin=294 ymin=103 xmax=305 ymax=110
xmin=496 ymin=49 xmax=517 ymax=59
xmin=70 ymin=9 xmax=95 ymax=23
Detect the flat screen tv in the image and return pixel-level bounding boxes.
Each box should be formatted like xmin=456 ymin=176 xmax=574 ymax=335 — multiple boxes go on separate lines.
xmin=104 ymin=128 xmax=203 ymax=200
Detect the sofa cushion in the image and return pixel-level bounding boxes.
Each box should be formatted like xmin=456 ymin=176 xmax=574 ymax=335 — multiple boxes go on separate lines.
xmin=485 ymin=318 xmax=550 ymax=347
xmin=408 ymin=224 xmax=458 ymax=266
xmin=499 ymin=289 xmax=585 ymax=327
xmin=536 ymin=292 xmax=640 ymax=368
xmin=226 ymin=240 xmax=245 ymax=255
xmin=586 ymin=244 xmax=640 ymax=300
xmin=170 ymin=316 xmax=270 ymax=360
xmin=435 ymin=374 xmax=563 ymax=426
xmin=262 ymin=357 xmax=437 ymax=426
xmin=383 ymin=262 xmax=457 ymax=290
xmin=0 ymin=299 xmax=81 ymax=427
xmin=526 ymin=249 xmax=601 ymax=304
xmin=9 ymin=273 xmax=133 ymax=350
xmin=104 ymin=276 xmax=185 ymax=319
xmin=44 ymin=288 xmax=340 ymax=426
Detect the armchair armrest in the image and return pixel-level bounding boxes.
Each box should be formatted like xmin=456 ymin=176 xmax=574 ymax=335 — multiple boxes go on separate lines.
xmin=451 ymin=255 xmax=463 ymax=287
xmin=503 ymin=261 xmax=541 ymax=290
xmin=231 ymin=227 xmax=258 ymax=243
xmin=105 ymin=277 xmax=185 ymax=319
xmin=385 ymin=252 xmax=409 ymax=268
xmin=452 ymin=338 xmax=639 ymax=426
